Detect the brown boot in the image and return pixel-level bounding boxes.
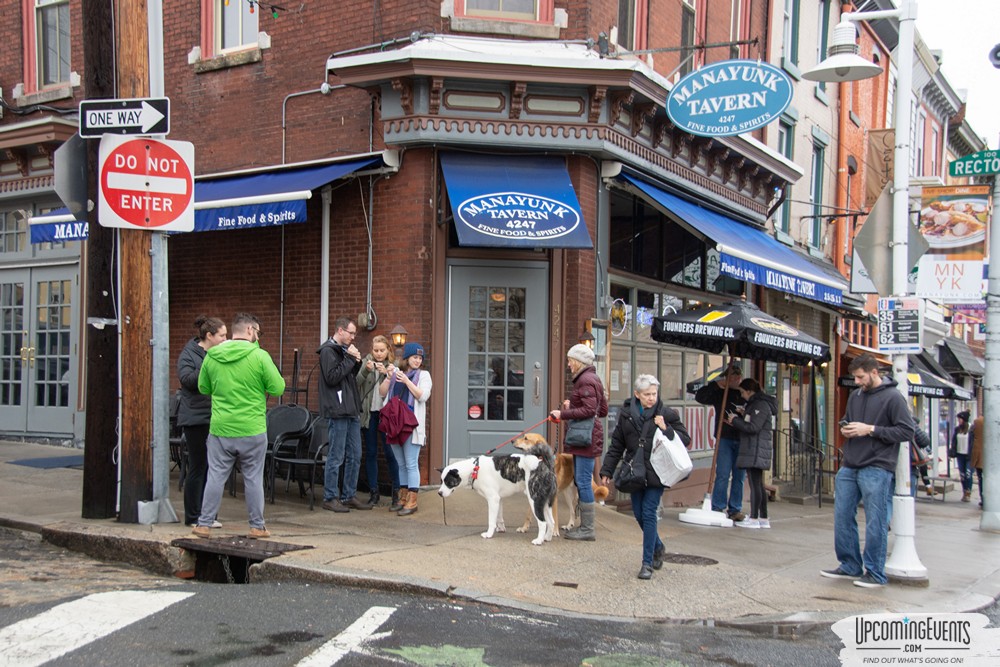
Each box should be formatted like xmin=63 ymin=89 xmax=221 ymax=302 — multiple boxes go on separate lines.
xmin=397 ymin=489 xmax=418 ymax=516
xmin=925 ymin=484 xmax=935 ymax=497
xmin=390 ymin=489 xmax=407 ymax=512
xmin=962 ymin=491 xmax=971 ymax=503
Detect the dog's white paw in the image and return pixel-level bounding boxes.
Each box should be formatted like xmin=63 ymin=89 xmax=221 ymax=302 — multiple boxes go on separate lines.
xmin=531 ymin=537 xmax=544 ymax=546
xmin=560 ymin=522 xmax=575 ymax=531
xmin=481 ymin=531 xmax=494 ymax=539
xmin=515 ymin=526 xmax=527 ymax=533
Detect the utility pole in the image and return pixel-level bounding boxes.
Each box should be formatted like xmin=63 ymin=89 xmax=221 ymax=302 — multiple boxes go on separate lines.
xmin=115 ymin=1 xmax=155 ymax=524
xmin=80 ymin=0 xmax=119 ymax=519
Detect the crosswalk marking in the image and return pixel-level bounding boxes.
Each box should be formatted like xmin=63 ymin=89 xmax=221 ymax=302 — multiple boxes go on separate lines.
xmin=296 ymin=606 xmax=397 ymax=667
xmin=0 ymin=590 xmax=194 ymax=667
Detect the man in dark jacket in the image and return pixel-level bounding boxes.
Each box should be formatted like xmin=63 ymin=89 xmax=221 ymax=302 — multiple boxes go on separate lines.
xmin=822 ymin=354 xmax=914 ymax=589
xmin=694 ymin=364 xmax=746 ymax=521
xmin=318 ymin=316 xmax=370 ymax=512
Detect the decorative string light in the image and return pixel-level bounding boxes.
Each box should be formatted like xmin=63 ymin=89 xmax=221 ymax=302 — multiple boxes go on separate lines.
xmin=243 ymin=0 xmax=286 ymax=18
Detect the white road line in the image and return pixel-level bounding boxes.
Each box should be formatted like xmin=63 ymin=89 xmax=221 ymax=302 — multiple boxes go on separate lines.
xmin=296 ymin=606 xmax=397 ymax=667
xmin=0 ymin=590 xmax=194 ymax=667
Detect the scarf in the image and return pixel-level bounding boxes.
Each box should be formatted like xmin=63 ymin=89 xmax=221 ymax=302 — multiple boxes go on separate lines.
xmin=389 ymin=369 xmax=420 ymax=409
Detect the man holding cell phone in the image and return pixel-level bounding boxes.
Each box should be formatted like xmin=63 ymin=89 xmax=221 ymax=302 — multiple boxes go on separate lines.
xmin=695 ymin=363 xmax=747 ymax=522
xmin=821 ymin=354 xmax=914 ymax=589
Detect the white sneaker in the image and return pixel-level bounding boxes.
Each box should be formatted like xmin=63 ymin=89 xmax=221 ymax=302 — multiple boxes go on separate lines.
xmin=210 ymin=520 xmax=223 ymax=529
xmin=757 ymin=518 xmax=770 ymax=529
xmin=735 ymin=518 xmax=760 ymax=529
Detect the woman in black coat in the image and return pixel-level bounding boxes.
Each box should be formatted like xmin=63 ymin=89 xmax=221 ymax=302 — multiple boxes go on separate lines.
xmin=600 ymin=374 xmax=690 ymax=580
xmin=725 ymin=378 xmax=776 ymax=529
xmin=177 ymin=315 xmax=227 ymax=526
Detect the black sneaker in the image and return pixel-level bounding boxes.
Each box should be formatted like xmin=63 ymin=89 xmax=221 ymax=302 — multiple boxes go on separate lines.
xmin=853 ymin=573 xmax=887 ymax=588
xmin=652 ymin=545 xmax=665 ymax=570
xmin=637 ymin=564 xmax=653 ymax=580
xmin=820 ymin=567 xmax=861 ymax=580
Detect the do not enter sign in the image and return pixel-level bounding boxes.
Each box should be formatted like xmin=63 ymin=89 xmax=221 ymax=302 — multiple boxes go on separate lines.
xmin=98 ymin=135 xmax=195 ymax=231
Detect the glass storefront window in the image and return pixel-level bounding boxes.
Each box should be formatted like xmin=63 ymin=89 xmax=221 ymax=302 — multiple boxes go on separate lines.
xmin=660 ymin=349 xmax=683 ymax=400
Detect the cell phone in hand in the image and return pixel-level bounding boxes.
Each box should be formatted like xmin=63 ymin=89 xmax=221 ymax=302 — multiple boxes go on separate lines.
xmin=839 ymin=418 xmax=849 ymax=427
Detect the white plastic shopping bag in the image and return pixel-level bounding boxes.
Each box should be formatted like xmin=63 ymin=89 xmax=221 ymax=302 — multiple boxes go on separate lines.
xmin=650 ymin=427 xmax=693 ymax=487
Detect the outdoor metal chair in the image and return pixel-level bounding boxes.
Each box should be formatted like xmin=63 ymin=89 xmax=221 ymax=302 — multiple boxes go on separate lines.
xmin=227 ymin=402 xmax=311 ymax=497
xmin=269 ymin=416 xmax=329 ymax=510
xmin=168 ymin=390 xmax=188 ymax=491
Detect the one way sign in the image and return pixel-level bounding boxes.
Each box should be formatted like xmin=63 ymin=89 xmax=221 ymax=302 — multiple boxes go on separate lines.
xmin=79 ymin=97 xmax=170 ymax=138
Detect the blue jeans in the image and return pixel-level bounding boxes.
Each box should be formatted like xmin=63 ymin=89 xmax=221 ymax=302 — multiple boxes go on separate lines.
xmin=711 ymin=437 xmax=745 ymax=515
xmin=363 ymin=411 xmax=399 ymax=493
xmin=574 ymin=455 xmax=596 ymax=503
xmin=956 ymin=454 xmax=973 ymax=493
xmin=630 ymin=486 xmax=665 ymax=566
xmin=324 ymin=417 xmax=361 ymax=502
xmin=391 ymin=436 xmax=422 ymax=490
xmin=833 ymin=465 xmax=894 ymax=584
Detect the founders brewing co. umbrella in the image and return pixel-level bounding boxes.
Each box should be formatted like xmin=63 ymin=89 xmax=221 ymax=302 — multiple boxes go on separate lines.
xmin=651 ymin=300 xmax=830 ymax=366
xmin=651 ymin=300 xmax=829 ymax=526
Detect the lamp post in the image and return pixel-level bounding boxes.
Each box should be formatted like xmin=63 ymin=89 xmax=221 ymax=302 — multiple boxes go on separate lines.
xmin=804 ymin=0 xmax=928 ymax=582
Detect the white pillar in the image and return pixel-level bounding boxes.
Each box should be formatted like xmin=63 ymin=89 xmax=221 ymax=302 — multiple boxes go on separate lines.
xmin=883 ymin=0 xmax=927 ymax=581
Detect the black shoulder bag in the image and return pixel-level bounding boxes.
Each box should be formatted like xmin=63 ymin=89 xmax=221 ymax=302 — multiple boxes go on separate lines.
xmin=613 ymin=416 xmax=654 ymax=493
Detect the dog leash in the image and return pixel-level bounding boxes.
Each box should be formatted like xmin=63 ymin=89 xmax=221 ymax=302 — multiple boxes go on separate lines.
xmin=442 ymin=415 xmax=555 ymax=526
xmin=483 ymin=415 xmax=555 ymax=455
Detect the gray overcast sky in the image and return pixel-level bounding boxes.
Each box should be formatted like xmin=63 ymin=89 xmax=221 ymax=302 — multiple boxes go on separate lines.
xmin=915 ymin=0 xmax=1000 ymax=149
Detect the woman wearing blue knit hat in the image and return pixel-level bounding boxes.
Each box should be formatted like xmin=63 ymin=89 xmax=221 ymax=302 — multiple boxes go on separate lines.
xmin=379 ymin=341 xmax=433 ymax=515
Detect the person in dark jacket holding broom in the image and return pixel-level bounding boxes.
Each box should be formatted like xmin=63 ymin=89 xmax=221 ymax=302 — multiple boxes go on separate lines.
xmin=725 ymin=378 xmax=776 ymax=529
xmin=601 ymin=375 xmax=690 ymax=580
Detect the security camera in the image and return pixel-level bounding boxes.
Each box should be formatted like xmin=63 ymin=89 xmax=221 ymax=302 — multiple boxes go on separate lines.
xmin=990 ymin=43 xmax=1000 ymax=68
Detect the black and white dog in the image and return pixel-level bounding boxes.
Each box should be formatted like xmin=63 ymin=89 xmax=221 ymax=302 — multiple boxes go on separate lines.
xmin=437 ymin=451 xmax=556 ymax=546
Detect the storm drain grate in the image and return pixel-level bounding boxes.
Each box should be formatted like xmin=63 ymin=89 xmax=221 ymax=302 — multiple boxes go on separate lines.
xmin=171 ymin=536 xmax=313 ymax=559
xmin=661 ymin=553 xmax=718 ymax=566
xmin=171 ymin=537 xmax=314 ymax=584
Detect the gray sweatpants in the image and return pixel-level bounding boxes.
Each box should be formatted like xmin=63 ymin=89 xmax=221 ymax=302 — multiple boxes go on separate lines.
xmin=198 ymin=433 xmax=267 ymax=529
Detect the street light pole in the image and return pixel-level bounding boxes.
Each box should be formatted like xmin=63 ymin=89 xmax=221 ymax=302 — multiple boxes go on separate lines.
xmin=805 ymin=0 xmax=927 ymax=583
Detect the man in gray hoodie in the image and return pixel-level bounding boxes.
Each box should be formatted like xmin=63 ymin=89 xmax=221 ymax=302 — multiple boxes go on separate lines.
xmin=821 ymin=354 xmax=914 ymax=589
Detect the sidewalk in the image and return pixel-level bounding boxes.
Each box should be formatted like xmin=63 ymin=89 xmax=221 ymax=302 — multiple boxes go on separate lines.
xmin=2 ymin=440 xmax=997 ymax=627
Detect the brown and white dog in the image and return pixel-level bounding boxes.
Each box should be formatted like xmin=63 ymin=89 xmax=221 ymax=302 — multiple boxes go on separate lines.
xmin=512 ymin=432 xmax=609 ymax=536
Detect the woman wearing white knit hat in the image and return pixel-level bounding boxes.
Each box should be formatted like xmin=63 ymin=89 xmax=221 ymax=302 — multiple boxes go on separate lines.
xmin=550 ymin=343 xmax=608 ymax=540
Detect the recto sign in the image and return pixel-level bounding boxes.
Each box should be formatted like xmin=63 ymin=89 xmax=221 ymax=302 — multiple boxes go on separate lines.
xmin=98 ymin=135 xmax=194 ymax=231
xmin=666 ymin=59 xmax=793 ymax=137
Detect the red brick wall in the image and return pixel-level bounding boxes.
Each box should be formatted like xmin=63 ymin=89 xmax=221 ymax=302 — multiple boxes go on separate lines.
xmin=167 ymin=150 xmax=436 ymax=403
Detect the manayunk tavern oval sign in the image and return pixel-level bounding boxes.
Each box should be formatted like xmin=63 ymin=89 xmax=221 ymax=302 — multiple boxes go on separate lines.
xmin=666 ymin=59 xmax=793 ymax=138
xmin=456 ymin=191 xmax=582 ymax=241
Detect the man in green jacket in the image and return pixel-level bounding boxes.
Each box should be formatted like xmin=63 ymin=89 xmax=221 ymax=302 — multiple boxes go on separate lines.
xmin=192 ymin=313 xmax=285 ymax=539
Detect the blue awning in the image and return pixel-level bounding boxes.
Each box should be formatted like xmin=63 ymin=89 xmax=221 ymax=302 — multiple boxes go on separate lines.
xmin=29 ymin=156 xmax=381 ymax=243
xmin=440 ymin=153 xmax=592 ymax=249
xmin=619 ymin=173 xmax=845 ymax=306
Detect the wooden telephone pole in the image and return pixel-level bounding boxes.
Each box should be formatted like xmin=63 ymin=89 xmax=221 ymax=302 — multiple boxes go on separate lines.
xmin=116 ymin=2 xmax=155 ymax=524
xmin=80 ymin=0 xmax=119 ymax=519
xmin=80 ymin=1 xmax=155 ymax=522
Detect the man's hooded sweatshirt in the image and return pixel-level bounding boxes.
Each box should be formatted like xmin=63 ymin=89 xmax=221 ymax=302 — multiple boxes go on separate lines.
xmin=198 ymin=340 xmax=285 ymax=438
xmin=842 ymin=375 xmax=915 ymax=472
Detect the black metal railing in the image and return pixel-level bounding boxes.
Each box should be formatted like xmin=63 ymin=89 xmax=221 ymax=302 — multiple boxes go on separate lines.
xmin=773 ymin=427 xmax=841 ymax=508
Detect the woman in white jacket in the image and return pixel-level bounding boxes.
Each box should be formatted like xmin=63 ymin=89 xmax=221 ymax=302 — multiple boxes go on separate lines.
xmin=380 ymin=342 xmax=432 ymax=516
